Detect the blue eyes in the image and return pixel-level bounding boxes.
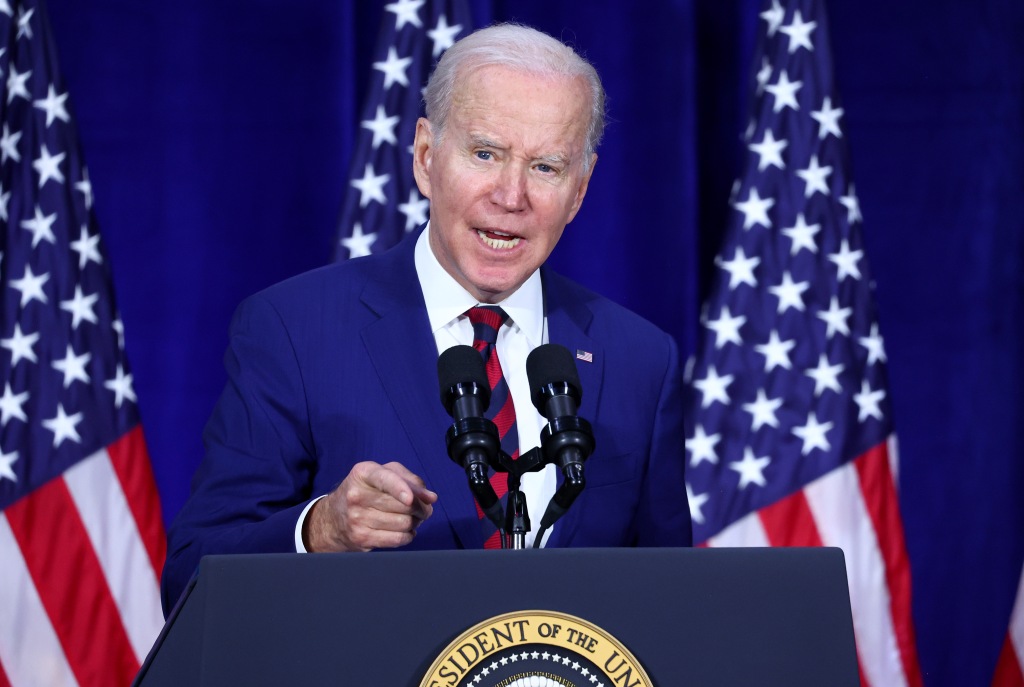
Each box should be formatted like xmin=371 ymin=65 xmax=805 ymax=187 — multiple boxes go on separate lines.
xmin=472 ymin=151 xmax=557 ymax=174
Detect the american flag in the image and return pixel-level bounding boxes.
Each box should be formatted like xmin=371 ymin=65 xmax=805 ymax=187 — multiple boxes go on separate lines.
xmin=334 ymin=0 xmax=474 ymax=260
xmin=684 ymin=0 xmax=922 ymax=684
xmin=0 ymin=1 xmax=165 ymax=685
xmin=992 ymin=563 xmax=1024 ymax=685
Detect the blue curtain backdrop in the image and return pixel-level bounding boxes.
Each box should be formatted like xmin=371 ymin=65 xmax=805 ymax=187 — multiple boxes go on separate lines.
xmin=42 ymin=1 xmax=1023 ymax=685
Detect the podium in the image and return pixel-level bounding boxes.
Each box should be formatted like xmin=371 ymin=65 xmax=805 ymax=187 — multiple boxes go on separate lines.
xmin=134 ymin=547 xmax=860 ymax=686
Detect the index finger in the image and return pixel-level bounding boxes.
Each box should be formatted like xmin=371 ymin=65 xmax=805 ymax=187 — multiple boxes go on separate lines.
xmin=382 ymin=462 xmax=438 ymax=504
xmin=359 ymin=463 xmax=427 ymax=508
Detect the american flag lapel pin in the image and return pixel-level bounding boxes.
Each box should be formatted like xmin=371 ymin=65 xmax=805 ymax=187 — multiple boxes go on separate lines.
xmin=576 ymin=349 xmax=593 ymax=363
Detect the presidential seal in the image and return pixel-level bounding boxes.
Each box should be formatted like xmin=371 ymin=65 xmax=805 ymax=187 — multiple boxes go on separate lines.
xmin=420 ymin=610 xmax=654 ymax=687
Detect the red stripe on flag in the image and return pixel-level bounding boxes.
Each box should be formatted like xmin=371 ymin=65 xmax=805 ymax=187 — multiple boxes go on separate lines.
xmin=106 ymin=426 xmax=166 ymax=578
xmin=758 ymin=489 xmax=824 ymax=547
xmin=854 ymin=442 xmax=924 ymax=687
xmin=0 ymin=657 xmax=11 ymax=687
xmin=5 ymin=477 xmax=140 ymax=687
xmin=856 ymin=656 xmax=871 ymax=687
xmin=993 ymin=633 xmax=1024 ymax=687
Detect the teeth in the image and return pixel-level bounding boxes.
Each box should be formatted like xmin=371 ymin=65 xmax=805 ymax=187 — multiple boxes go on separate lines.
xmin=477 ymin=230 xmax=520 ymax=250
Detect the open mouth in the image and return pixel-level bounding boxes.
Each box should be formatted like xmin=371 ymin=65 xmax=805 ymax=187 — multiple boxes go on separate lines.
xmin=477 ymin=229 xmax=521 ymax=250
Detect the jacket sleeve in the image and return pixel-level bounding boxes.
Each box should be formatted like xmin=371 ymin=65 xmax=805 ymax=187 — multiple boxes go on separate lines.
xmin=634 ymin=332 xmax=693 ymax=546
xmin=161 ymin=293 xmax=318 ymax=614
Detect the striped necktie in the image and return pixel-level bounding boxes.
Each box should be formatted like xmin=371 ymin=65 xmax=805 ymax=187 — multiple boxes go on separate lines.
xmin=467 ymin=306 xmax=518 ymax=549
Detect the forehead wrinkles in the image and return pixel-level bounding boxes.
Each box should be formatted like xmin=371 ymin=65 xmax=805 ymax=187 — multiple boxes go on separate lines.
xmin=450 ymin=72 xmax=588 ymax=163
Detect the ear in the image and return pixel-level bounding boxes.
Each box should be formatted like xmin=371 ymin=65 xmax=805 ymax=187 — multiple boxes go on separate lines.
xmin=412 ymin=118 xmax=434 ymax=199
xmin=566 ymin=153 xmax=598 ymax=224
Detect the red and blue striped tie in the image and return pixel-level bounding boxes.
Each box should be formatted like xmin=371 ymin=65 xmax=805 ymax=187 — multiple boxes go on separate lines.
xmin=467 ymin=306 xmax=518 ymax=549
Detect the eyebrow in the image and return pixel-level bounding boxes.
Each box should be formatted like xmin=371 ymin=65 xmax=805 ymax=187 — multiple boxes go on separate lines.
xmin=469 ymin=135 xmax=504 ymax=149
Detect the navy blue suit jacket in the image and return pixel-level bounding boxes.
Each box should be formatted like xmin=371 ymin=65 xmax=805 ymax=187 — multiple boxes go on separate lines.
xmin=162 ymin=232 xmax=691 ymax=611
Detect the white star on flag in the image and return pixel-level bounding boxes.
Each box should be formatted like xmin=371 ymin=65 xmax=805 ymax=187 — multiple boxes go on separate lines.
xmin=687 ymin=424 xmax=722 ymax=466
xmin=70 ymin=226 xmax=103 ymax=269
xmin=816 ymin=295 xmax=853 ymax=338
xmin=361 ymin=105 xmax=400 ymax=149
xmin=397 ymin=188 xmax=430 ymax=231
xmin=32 ymin=83 xmax=70 ymax=127
xmin=51 ymin=344 xmax=92 ymax=388
xmin=796 ymin=154 xmax=832 ymax=197
xmin=104 ymin=364 xmax=137 ymax=409
xmin=732 ymin=187 xmax=775 ymax=230
xmin=41 ymin=403 xmax=84 ymax=448
xmin=706 ymin=305 xmax=747 ymax=348
xmin=20 ymin=204 xmax=57 ymax=247
xmin=6 ymin=61 xmax=31 ymax=103
xmin=693 ymin=365 xmax=734 ymax=409
xmin=858 ymin=323 xmax=887 ymax=365
xmin=340 ymin=222 xmax=378 ymax=258
xmin=767 ymin=271 xmax=809 ymax=313
xmin=716 ymin=246 xmax=761 ymax=289
xmin=350 ymin=163 xmax=391 ymax=208
xmin=853 ymin=380 xmax=886 ymax=422
xmin=385 ymin=0 xmax=424 ymax=30
xmin=33 ymin=143 xmax=66 ymax=187
xmin=60 ymin=284 xmax=100 ymax=329
xmin=428 ymin=14 xmax=462 ymax=57
xmin=754 ymin=330 xmax=796 ymax=371
xmin=765 ymin=69 xmax=802 ymax=113
xmin=729 ymin=448 xmax=771 ymax=489
xmin=748 ymin=128 xmax=788 ymax=171
xmin=811 ymin=96 xmax=844 ymax=139
xmin=1 ymin=322 xmax=39 ymax=366
xmin=0 ymin=449 xmax=16 ymax=482
xmin=742 ymin=389 xmax=783 ymax=430
xmin=372 ymin=47 xmax=413 ymax=90
xmin=0 ymin=122 xmax=21 ymax=162
xmin=759 ymin=0 xmax=785 ymax=36
xmin=840 ymin=185 xmax=863 ymax=223
xmin=791 ymin=411 xmax=834 ymax=455
xmin=805 ymin=353 xmax=845 ymax=396
xmin=687 ymin=484 xmax=710 ymax=524
xmin=779 ymin=10 xmax=816 ymax=53
xmin=9 ymin=264 xmax=50 ymax=307
xmin=781 ymin=212 xmax=821 ymax=254
xmin=828 ymin=239 xmax=864 ymax=281
xmin=0 ymin=382 xmax=29 ymax=425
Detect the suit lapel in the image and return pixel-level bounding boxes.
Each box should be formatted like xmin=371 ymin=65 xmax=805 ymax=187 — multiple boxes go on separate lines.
xmin=540 ymin=269 xmax=604 ymax=548
xmin=358 ymin=236 xmax=483 ymax=548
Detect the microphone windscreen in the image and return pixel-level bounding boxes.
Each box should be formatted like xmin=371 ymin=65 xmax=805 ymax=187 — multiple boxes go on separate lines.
xmin=526 ymin=344 xmax=581 ymax=412
xmin=437 ymin=345 xmax=488 ymax=406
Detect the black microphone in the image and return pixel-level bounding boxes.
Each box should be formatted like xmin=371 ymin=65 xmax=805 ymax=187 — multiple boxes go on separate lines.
xmin=526 ymin=344 xmax=596 ymax=535
xmin=437 ymin=345 xmax=503 ymax=529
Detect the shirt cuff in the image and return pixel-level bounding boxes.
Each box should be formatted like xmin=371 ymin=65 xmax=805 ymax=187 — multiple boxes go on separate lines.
xmin=294 ymin=495 xmax=327 ymax=553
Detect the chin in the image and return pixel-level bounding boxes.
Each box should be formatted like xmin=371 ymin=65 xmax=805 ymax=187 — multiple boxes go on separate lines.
xmin=468 ymin=274 xmax=525 ymax=302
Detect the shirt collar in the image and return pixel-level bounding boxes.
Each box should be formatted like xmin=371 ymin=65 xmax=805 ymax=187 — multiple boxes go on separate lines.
xmin=415 ymin=224 xmax=544 ymax=346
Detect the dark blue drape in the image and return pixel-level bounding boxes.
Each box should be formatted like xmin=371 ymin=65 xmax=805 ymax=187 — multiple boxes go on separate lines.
xmin=44 ymin=1 xmax=1024 ymax=685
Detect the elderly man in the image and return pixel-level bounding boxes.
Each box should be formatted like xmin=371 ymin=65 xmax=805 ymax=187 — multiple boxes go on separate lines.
xmin=162 ymin=23 xmax=691 ymax=613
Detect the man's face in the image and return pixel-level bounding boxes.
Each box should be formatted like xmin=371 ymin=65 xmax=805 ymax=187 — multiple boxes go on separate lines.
xmin=413 ymin=65 xmax=596 ymax=303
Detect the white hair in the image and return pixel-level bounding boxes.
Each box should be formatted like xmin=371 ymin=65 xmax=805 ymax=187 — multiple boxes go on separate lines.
xmin=423 ymin=23 xmax=606 ymax=171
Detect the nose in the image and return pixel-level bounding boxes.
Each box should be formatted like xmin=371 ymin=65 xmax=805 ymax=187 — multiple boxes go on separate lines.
xmin=490 ymin=164 xmax=528 ymax=212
